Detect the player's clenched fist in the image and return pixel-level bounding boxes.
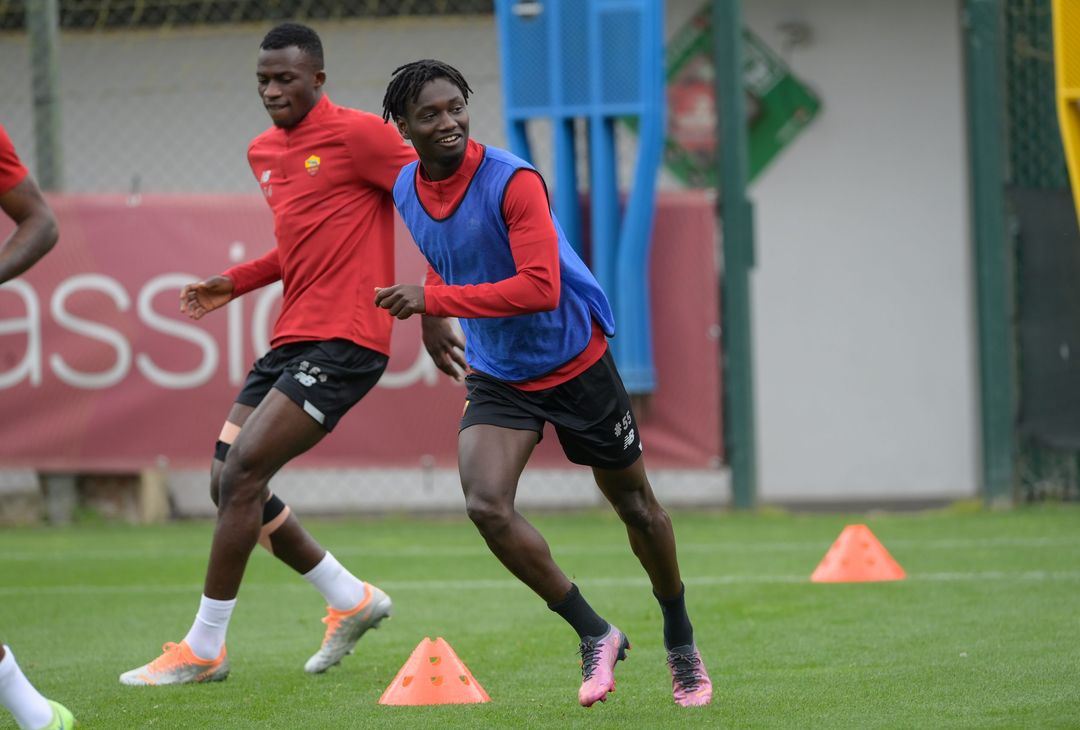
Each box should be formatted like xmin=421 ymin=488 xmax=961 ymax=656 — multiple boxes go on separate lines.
xmin=374 ymin=284 xmax=425 ymax=320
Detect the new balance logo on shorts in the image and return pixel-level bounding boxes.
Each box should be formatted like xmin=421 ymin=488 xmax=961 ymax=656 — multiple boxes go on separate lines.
xmin=614 ymin=410 xmax=635 ymax=451
xmin=293 ymin=361 xmax=328 ymax=388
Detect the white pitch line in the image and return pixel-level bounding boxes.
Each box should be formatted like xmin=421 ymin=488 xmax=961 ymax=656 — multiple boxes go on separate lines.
xmin=1 ymin=570 xmax=1079 ymax=597
xmin=2 ymin=535 xmax=1078 ymax=562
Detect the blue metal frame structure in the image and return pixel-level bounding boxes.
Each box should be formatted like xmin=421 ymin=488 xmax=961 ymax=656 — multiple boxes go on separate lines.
xmin=495 ymin=0 xmax=666 ymax=392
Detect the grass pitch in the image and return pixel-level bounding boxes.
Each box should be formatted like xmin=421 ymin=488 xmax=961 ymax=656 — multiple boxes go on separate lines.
xmin=2 ymin=504 xmax=1079 ymax=728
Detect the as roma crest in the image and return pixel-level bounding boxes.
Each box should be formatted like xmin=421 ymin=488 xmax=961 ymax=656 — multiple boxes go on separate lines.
xmin=304 ymin=155 xmax=321 ymax=176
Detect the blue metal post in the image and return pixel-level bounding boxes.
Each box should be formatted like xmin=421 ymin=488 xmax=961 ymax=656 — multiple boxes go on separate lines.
xmin=554 ymin=118 xmax=582 ymax=256
xmin=588 ymin=116 xmax=620 ymax=299
xmin=612 ymin=0 xmax=665 ymax=392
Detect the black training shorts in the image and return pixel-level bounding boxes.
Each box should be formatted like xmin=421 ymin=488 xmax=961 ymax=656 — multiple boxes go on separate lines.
xmin=236 ymin=339 xmax=387 ymax=431
xmin=459 ymin=349 xmax=643 ymax=470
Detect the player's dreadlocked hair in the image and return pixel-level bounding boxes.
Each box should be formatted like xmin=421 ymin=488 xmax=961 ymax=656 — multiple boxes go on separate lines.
xmin=381 ymin=60 xmax=473 ymax=123
xmin=261 ymin=23 xmax=324 ymax=70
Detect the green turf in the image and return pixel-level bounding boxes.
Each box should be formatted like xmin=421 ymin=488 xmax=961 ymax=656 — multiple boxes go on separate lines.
xmin=2 ymin=504 xmax=1079 ymax=728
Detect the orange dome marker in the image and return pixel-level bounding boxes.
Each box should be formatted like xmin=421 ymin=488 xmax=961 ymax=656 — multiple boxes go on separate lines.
xmin=810 ymin=524 xmax=907 ymax=583
xmin=379 ymin=637 xmax=491 ymax=705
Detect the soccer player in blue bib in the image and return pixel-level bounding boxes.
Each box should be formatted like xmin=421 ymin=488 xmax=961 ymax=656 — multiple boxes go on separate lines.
xmin=376 ymin=60 xmax=713 ymax=708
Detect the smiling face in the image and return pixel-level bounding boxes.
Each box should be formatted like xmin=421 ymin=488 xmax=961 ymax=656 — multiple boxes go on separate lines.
xmin=256 ymin=46 xmax=325 ymax=128
xmin=396 ymin=76 xmax=469 ymax=181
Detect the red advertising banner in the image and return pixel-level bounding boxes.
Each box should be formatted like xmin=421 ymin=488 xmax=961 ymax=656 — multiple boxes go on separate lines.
xmin=0 ymin=193 xmax=720 ymax=471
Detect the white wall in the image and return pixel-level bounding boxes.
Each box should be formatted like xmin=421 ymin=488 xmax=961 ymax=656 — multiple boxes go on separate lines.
xmin=718 ymin=0 xmax=979 ymax=500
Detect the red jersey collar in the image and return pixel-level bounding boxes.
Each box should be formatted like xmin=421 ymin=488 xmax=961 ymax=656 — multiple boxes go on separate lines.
xmin=283 ymin=93 xmax=332 ymax=134
xmin=414 ymin=139 xmax=485 ymax=220
xmin=416 ymin=138 xmax=484 ymax=187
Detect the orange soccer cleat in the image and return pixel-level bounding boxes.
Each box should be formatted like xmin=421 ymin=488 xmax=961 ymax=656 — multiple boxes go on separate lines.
xmin=304 ymin=583 xmax=393 ymax=673
xmin=119 ymin=641 xmax=229 ymax=686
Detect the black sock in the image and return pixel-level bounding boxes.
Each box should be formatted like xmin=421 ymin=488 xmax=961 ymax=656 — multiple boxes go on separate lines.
xmin=656 ymin=583 xmax=694 ymax=650
xmin=547 ymin=583 xmax=610 ymax=639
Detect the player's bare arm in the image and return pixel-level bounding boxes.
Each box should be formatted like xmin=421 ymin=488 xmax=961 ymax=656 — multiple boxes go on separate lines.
xmin=374 ymin=283 xmax=425 ymax=320
xmin=180 ymin=275 xmax=235 ymax=320
xmin=420 ymin=315 xmax=468 ymax=382
xmin=0 ymin=176 xmax=58 ymax=285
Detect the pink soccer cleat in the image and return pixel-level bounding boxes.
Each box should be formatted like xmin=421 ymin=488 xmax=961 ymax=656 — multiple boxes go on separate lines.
xmin=666 ymin=644 xmax=713 ymax=706
xmin=577 ymin=625 xmax=630 ymax=707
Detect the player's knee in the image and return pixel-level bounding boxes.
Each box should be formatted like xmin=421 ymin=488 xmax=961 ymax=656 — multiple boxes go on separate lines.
xmin=463 ymin=491 xmax=512 ymax=534
xmin=218 ymin=447 xmax=269 ymax=507
xmin=614 ymin=494 xmax=668 ymax=534
xmin=218 ymin=479 xmax=268 ymax=512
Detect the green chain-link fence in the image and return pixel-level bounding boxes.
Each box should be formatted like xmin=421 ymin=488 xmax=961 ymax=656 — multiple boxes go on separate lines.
xmin=1006 ymin=0 xmax=1067 ymax=188
xmin=1006 ymin=0 xmax=1080 ymax=502
xmin=0 ymin=0 xmax=493 ymax=30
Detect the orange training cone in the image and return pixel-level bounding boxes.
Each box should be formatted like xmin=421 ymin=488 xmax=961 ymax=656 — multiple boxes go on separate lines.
xmin=810 ymin=524 xmax=907 ymax=583
xmin=379 ymin=637 xmax=491 ymax=705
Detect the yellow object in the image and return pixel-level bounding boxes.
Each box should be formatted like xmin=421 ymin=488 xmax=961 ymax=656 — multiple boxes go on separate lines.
xmin=1054 ymin=0 xmax=1080 ymax=222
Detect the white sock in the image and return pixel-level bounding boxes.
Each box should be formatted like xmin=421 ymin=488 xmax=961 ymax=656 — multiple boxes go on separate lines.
xmin=0 ymin=645 xmax=54 ymax=730
xmin=303 ymin=552 xmax=366 ymax=610
xmin=183 ymin=595 xmax=237 ymax=661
